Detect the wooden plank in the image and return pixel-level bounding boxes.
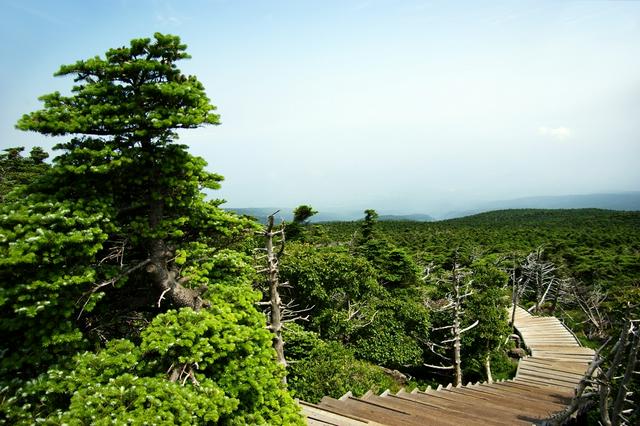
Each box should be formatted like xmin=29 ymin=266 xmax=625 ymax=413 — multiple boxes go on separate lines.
xmin=366 ymin=394 xmax=511 ymax=426
xmin=301 ymin=402 xmax=375 ymax=425
xmin=395 ymin=391 xmax=533 ymax=425
xmin=320 ymin=397 xmax=419 ymax=426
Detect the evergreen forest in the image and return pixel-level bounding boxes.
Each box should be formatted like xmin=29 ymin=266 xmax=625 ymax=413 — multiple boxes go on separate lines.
xmin=0 ymin=33 xmax=638 ymax=425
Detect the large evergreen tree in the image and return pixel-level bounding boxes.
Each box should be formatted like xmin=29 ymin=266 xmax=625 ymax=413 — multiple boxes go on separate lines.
xmin=0 ymin=33 xmax=302 ymax=424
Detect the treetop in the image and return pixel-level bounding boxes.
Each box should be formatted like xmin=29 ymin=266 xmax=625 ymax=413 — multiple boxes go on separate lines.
xmin=16 ymin=33 xmax=219 ymax=141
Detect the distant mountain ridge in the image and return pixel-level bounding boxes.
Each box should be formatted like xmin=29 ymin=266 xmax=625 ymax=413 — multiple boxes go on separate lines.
xmin=225 ymin=191 xmax=640 ymax=223
xmin=223 ymin=208 xmax=365 ymax=224
xmin=224 ymin=208 xmax=435 ymax=224
xmin=378 ymin=214 xmax=434 ymax=222
xmin=441 ymin=191 xmax=640 ymax=219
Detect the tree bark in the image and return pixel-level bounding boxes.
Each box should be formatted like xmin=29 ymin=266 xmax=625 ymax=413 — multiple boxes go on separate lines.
xmin=147 ymin=239 xmax=210 ymax=311
xmin=145 ymin=166 xmax=209 ymax=311
xmin=610 ymin=323 xmax=639 ymax=426
xmin=534 ymin=270 xmax=542 ymax=313
xmin=600 ymin=322 xmax=631 ymax=426
xmin=484 ymin=354 xmax=493 ymax=384
xmin=452 ymin=264 xmax=462 ymax=387
xmin=510 ymin=259 xmax=518 ymax=332
xmin=265 ymin=215 xmax=287 ymax=383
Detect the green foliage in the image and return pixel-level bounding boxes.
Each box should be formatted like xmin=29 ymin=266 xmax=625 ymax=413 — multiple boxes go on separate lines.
xmin=485 ymin=351 xmax=518 ymax=382
xmin=281 ymin=243 xmax=382 ymax=315
xmin=16 ymin=34 xmax=219 ymax=139
xmin=0 ymin=196 xmax=112 ymax=375
xmin=463 ymin=263 xmax=511 ymax=381
xmin=284 ymin=325 xmax=401 ymax=403
xmin=318 ymin=209 xmax=640 ymax=324
xmin=357 ymin=239 xmax=421 ymax=288
xmin=361 ymin=209 xmax=379 ymax=241
xmin=0 ymin=146 xmax=50 ymax=203
xmin=139 ymin=306 xmax=301 ymax=425
xmin=350 ymin=312 xmax=424 ymax=367
xmin=352 ymin=209 xmax=422 ymax=288
xmin=293 ymin=205 xmax=317 ymax=224
xmin=281 ymin=243 xmax=429 ymax=368
xmin=287 ymin=205 xmax=318 ymax=242
xmin=5 ymin=295 xmax=302 ymax=424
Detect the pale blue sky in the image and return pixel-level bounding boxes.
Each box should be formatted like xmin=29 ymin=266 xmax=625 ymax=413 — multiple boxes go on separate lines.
xmin=1 ymin=0 xmax=639 ymax=216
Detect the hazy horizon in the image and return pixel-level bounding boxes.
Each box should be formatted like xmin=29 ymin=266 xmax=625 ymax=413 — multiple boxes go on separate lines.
xmin=2 ymin=1 xmax=639 ymax=213
xmin=224 ymin=190 xmax=640 ymax=219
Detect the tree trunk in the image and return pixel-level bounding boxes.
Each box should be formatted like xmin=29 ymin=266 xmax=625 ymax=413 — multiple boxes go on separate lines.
xmin=452 ymin=265 xmax=462 ymax=387
xmin=147 ymin=239 xmax=209 ymax=311
xmin=265 ymin=215 xmax=287 ymax=383
xmin=550 ymin=283 xmax=560 ymax=314
xmin=146 ymin=176 xmax=210 ymax=311
xmin=600 ymin=322 xmax=631 ymax=426
xmin=453 ymin=314 xmax=462 ymax=386
xmin=534 ymin=271 xmax=542 ymax=313
xmin=510 ymin=260 xmax=518 ymax=332
xmin=484 ymin=354 xmax=493 ymax=384
xmin=610 ymin=324 xmax=639 ymax=426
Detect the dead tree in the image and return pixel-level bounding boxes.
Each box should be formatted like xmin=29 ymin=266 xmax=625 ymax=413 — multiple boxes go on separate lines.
xmin=572 ymin=282 xmax=609 ymax=340
xmin=521 ymin=247 xmax=557 ymax=313
xmin=255 ymin=212 xmax=288 ymax=382
xmin=509 ymin=255 xmax=525 ymax=331
xmin=543 ymin=318 xmax=639 ymax=426
xmin=257 ymin=212 xmax=312 ymax=384
xmin=424 ymin=257 xmax=478 ymax=386
xmin=550 ymin=277 xmax=572 ymax=315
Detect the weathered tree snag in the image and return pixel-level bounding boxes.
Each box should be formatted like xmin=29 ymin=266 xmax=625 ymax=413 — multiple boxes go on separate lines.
xmin=452 ymin=263 xmax=463 ymax=386
xmin=425 ymin=255 xmax=477 ymax=387
xmin=573 ymin=283 xmax=609 ymax=339
xmin=264 ymin=214 xmax=287 ymax=381
xmin=510 ymin=256 xmax=519 ymax=331
xmin=543 ymin=319 xmax=639 ymax=426
xmin=484 ymin=354 xmax=493 ymax=384
xmin=611 ymin=325 xmax=639 ymax=426
xmin=550 ymin=278 xmax=569 ymax=315
xmin=521 ymin=247 xmax=556 ymax=313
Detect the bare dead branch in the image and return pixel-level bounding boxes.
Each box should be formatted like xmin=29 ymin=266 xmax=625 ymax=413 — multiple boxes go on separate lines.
xmin=157 ymin=287 xmax=171 ymax=308
xmin=76 ymin=259 xmax=151 ymax=319
xmin=424 ymin=363 xmax=455 ymax=370
xmin=459 ymin=320 xmax=480 ymax=334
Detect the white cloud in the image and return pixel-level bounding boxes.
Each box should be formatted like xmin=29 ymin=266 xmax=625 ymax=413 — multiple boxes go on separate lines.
xmin=538 ymin=126 xmax=573 ymax=140
xmin=154 ymin=0 xmax=183 ymax=26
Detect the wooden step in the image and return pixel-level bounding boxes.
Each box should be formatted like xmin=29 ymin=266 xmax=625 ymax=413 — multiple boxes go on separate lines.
xmin=301 ymin=306 xmax=595 ymax=425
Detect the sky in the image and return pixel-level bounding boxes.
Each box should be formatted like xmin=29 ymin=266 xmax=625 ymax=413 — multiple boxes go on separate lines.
xmin=1 ymin=0 xmax=639 ymax=217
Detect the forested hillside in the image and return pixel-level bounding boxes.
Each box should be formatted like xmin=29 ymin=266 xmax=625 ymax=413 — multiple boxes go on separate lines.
xmin=318 ymin=208 xmax=640 ymax=300
xmin=275 ymin=208 xmax=639 ymax=423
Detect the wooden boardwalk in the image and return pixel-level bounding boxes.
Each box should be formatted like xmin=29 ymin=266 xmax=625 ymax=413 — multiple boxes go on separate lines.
xmin=301 ymin=306 xmax=594 ymax=425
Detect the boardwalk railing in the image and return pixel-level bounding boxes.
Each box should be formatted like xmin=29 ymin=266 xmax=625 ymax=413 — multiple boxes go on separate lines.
xmin=301 ymin=306 xmax=595 ymax=425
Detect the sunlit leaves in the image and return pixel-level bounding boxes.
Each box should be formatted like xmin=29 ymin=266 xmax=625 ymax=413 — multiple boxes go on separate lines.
xmin=17 ymin=33 xmax=218 ymax=139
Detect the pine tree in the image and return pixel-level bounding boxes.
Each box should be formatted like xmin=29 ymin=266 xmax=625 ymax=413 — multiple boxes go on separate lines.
xmin=0 ymin=33 xmax=302 ymax=424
